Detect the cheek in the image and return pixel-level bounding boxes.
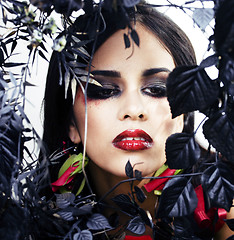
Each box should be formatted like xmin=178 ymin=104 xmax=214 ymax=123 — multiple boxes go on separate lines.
xmin=73 ymin=92 xmax=109 ymax=137
xmin=165 ymin=115 xmax=184 ymax=135
xmin=153 ymin=100 xmax=183 ymax=134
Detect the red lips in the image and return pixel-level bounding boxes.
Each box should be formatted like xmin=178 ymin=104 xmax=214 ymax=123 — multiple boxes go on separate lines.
xmin=112 ymin=129 xmax=153 ymax=151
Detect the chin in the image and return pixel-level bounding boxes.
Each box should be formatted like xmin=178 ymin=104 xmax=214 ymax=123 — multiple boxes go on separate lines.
xmin=115 ymin=161 xmax=157 ymax=178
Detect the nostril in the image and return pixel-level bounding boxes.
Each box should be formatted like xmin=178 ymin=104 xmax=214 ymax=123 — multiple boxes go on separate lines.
xmin=124 ymin=115 xmax=130 ymax=119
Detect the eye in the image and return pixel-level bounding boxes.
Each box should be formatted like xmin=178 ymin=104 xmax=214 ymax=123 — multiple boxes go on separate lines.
xmin=86 ymin=84 xmax=121 ymax=99
xmin=142 ymin=84 xmax=166 ymax=98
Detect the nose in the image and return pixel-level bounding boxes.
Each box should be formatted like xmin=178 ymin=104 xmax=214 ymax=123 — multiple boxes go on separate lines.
xmin=118 ymin=90 xmax=148 ymax=121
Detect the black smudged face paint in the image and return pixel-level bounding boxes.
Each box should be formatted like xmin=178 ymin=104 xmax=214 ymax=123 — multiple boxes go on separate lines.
xmin=141 ymin=81 xmax=167 ymax=98
xmin=86 ymin=83 xmax=121 ymax=100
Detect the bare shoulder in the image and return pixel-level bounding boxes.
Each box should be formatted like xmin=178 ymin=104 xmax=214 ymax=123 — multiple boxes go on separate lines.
xmin=215 ymin=201 xmax=234 ymax=240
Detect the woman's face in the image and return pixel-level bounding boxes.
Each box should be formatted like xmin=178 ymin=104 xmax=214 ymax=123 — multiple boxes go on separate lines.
xmin=70 ymin=24 xmax=184 ymax=177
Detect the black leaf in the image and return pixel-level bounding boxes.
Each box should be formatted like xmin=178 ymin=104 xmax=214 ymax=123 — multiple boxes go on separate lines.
xmin=1 ymin=42 xmax=8 ymax=57
xmin=71 ymin=38 xmax=92 ymax=49
xmin=203 ymin=110 xmax=234 ymax=162
xmin=224 ymin=218 xmax=234 ymax=231
xmin=167 ymin=65 xmax=220 ymax=118
xmin=56 ymin=193 xmax=75 ymax=209
xmin=72 ymin=204 xmax=93 ymax=216
xmin=108 ymin=212 xmax=119 ymax=228
xmin=134 ymin=169 xmax=142 ymax=180
xmin=214 ymin=0 xmax=234 ymax=57
xmin=2 ymin=7 xmax=7 ymax=25
xmin=58 ymin=211 xmax=74 ymax=221
xmin=3 ymin=62 xmax=25 ymax=67
xmin=130 ymin=29 xmax=140 ymax=47
xmin=201 ymin=161 xmax=234 ymax=211
xmin=125 ymin=160 xmax=133 ymax=178
xmin=166 ymin=133 xmax=200 ymax=169
xmin=200 ymin=54 xmax=219 ymax=68
xmin=0 ymin=49 xmax=4 ymax=66
xmin=153 ymin=220 xmax=174 ymax=240
xmin=39 ymin=42 xmax=48 ymax=53
xmin=219 ymin=56 xmax=234 ymax=93
xmin=10 ymin=40 xmax=17 ymax=54
xmin=39 ymin=50 xmax=48 ymax=61
xmin=126 ymin=216 xmax=145 ymax=235
xmin=138 ymin=207 xmax=152 ymax=227
xmin=112 ymin=194 xmax=138 ymax=215
xmin=5 ymin=31 xmax=16 ymax=39
xmin=69 ymin=47 xmax=89 ymax=60
xmin=157 ymin=177 xmax=198 ymax=218
xmin=173 ymin=216 xmax=196 ymax=238
xmin=80 ymin=230 xmax=93 ymax=240
xmin=134 ymin=186 xmax=146 ymax=203
xmin=124 ymin=33 xmax=131 ymax=48
xmin=73 ymin=230 xmax=92 ymax=240
xmin=83 ymin=0 xmax=93 ymax=14
xmin=86 ymin=213 xmax=112 ymax=230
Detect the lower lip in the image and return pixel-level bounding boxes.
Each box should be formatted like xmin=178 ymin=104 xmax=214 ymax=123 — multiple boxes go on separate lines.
xmin=113 ymin=140 xmax=153 ymax=151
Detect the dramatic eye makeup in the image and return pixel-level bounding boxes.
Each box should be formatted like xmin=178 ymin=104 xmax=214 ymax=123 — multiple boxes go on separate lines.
xmin=86 ymin=83 xmax=121 ymax=99
xmin=141 ymin=80 xmax=167 ymax=98
xmin=141 ymin=68 xmax=169 ymax=98
xmin=85 ymin=68 xmax=170 ymax=100
xmin=86 ymin=70 xmax=121 ymax=100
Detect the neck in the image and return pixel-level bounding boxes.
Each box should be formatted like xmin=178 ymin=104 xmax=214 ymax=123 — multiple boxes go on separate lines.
xmin=87 ymin=161 xmax=157 ymax=236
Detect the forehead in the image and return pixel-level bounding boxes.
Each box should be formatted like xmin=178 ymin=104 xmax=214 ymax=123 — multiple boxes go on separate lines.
xmin=91 ymin=23 xmax=175 ymax=72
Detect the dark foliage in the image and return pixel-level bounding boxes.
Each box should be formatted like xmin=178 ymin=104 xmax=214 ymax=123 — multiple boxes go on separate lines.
xmin=126 ymin=216 xmax=146 ymax=235
xmin=134 ymin=185 xmax=146 ymax=203
xmin=166 ymin=133 xmax=201 ymax=169
xmin=153 ymin=220 xmax=174 ymax=240
xmin=225 ymin=218 xmax=234 ymax=231
xmin=172 ymin=217 xmax=198 ymax=239
xmin=203 ymin=110 xmax=234 ymax=162
xmin=201 ymin=161 xmax=234 ymax=211
xmin=112 ymin=194 xmax=138 ymax=215
xmin=0 ymin=0 xmax=234 ymax=239
xmin=86 ymin=213 xmax=112 ymax=230
xmin=156 ymin=177 xmax=198 ymax=218
xmin=167 ymin=65 xmax=220 ymax=118
xmin=125 ymin=159 xmax=134 ymax=178
xmin=219 ymin=55 xmax=234 ymax=96
xmin=214 ymin=0 xmax=234 ymax=58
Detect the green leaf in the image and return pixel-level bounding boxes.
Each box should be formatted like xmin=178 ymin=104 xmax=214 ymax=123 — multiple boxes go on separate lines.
xmin=58 ymin=153 xmax=88 ymax=178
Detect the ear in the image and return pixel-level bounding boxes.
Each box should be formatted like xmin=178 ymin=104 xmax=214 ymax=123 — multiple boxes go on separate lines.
xmin=69 ymin=124 xmax=81 ymax=144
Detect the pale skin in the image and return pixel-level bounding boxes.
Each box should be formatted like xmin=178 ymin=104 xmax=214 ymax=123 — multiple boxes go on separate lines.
xmin=69 ymin=23 xmax=234 ymax=238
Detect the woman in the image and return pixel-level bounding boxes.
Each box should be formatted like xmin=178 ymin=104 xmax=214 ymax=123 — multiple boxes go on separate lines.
xmin=42 ymin=2 xmax=234 ymax=239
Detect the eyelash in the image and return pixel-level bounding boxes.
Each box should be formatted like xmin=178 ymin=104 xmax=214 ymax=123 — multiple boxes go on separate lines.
xmin=86 ymin=83 xmax=166 ymax=100
xmin=86 ymin=84 xmax=121 ymax=99
xmin=141 ymin=84 xmax=166 ymax=98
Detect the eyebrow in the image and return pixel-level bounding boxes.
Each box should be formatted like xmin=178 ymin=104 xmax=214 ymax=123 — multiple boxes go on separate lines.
xmin=91 ymin=67 xmax=170 ymax=78
xmin=142 ymin=68 xmax=171 ymax=77
xmin=91 ymin=70 xmax=121 ymax=78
